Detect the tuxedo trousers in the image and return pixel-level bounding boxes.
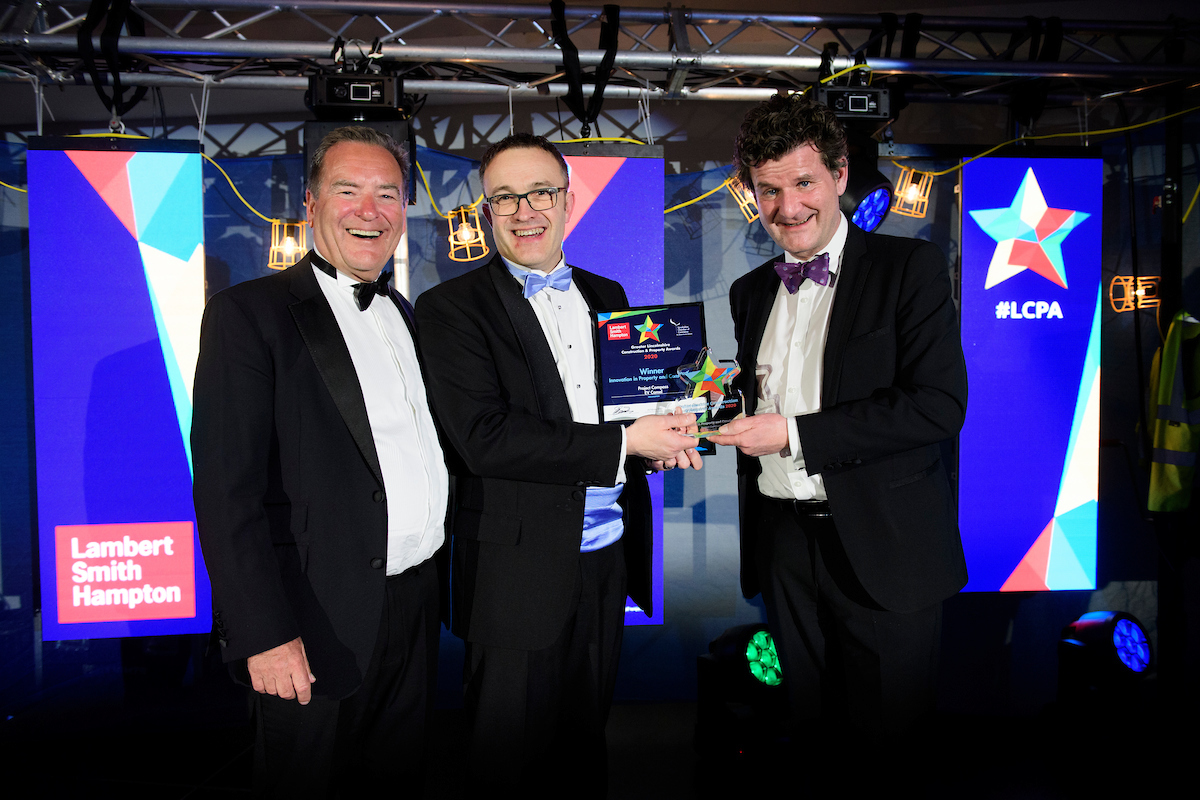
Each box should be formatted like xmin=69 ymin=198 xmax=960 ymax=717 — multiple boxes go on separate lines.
xmin=253 ymin=557 xmax=440 ymax=799
xmin=755 ymin=498 xmax=941 ymax=735
xmin=463 ymin=539 xmax=627 ymax=796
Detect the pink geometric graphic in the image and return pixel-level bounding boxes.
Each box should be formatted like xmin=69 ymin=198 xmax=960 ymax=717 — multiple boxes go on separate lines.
xmin=1001 ymin=519 xmax=1054 ymax=591
xmin=1009 ymin=239 xmax=1067 ymax=288
xmin=564 ymin=156 xmax=625 ymax=241
xmin=66 ymin=150 xmax=137 ymax=238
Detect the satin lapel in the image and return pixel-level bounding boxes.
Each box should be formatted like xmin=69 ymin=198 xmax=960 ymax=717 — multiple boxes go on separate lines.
xmin=287 ymin=256 xmax=385 ymax=488
xmin=488 ymin=257 xmax=573 ymax=421
xmin=740 ymin=261 xmax=781 ymax=416
xmin=389 ymin=288 xmax=418 ymax=342
xmin=821 ymin=225 xmax=870 ymax=406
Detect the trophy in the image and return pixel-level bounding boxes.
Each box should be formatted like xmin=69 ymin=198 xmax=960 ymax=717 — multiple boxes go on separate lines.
xmin=674 ymin=347 xmax=745 ymax=437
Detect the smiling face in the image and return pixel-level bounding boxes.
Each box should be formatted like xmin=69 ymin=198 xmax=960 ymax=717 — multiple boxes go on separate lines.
xmin=481 ymin=146 xmax=574 ymax=274
xmin=306 ymin=140 xmax=406 ymax=282
xmin=749 ymin=143 xmax=848 ymax=261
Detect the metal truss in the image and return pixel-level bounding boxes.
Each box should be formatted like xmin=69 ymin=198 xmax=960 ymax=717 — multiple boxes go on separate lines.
xmin=2 ymin=1 xmax=1199 ymax=107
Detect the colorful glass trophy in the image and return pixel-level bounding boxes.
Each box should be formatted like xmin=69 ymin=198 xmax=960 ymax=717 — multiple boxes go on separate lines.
xmin=674 ymin=347 xmax=745 ymax=437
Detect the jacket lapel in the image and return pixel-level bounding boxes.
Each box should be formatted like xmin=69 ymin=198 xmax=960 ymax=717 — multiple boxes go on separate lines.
xmin=287 ymin=255 xmax=385 ymax=488
xmin=821 ymin=224 xmax=870 ymax=406
xmin=488 ymin=257 xmax=573 ymax=421
xmin=741 ymin=261 xmax=781 ymax=416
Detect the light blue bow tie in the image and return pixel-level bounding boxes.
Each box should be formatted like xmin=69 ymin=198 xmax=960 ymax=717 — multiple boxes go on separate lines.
xmin=522 ymin=267 xmax=573 ymax=299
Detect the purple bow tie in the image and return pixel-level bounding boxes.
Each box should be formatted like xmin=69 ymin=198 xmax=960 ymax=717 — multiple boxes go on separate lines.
xmin=774 ymin=253 xmax=830 ymax=293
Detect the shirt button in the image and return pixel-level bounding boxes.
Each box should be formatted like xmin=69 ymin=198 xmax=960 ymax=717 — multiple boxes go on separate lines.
xmin=800 ymin=297 xmax=808 ymax=304
xmin=788 ymin=387 xmax=797 ymax=393
xmin=370 ymin=557 xmax=384 ymax=569
xmin=373 ymin=490 xmax=385 ymax=503
xmin=567 ymin=344 xmax=572 ymax=349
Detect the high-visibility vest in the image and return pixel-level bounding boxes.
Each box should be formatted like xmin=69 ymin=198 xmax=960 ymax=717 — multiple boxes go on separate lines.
xmin=1147 ymin=310 xmax=1200 ymax=512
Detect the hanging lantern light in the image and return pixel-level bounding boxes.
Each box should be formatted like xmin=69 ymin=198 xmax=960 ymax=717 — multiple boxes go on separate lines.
xmin=890 ymin=165 xmax=932 ymax=219
xmin=726 ymin=178 xmax=759 ymax=224
xmin=447 ymin=204 xmax=489 ymax=262
xmin=268 ymin=219 xmax=307 ymax=271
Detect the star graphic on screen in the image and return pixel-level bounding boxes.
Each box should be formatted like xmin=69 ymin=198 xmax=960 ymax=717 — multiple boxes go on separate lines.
xmin=635 ymin=315 xmax=663 ymax=343
xmin=677 ymin=348 xmax=740 ymax=398
xmin=969 ymin=167 xmax=1089 ymax=290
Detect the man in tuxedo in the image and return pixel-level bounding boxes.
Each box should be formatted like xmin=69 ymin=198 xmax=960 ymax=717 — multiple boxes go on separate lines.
xmin=415 ymin=133 xmax=699 ymax=792
xmin=192 ymin=126 xmax=447 ymax=796
xmin=709 ymin=96 xmax=968 ymax=734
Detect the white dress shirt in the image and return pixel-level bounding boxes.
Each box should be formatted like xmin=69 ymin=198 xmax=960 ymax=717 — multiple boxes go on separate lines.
xmin=756 ymin=213 xmax=849 ymax=501
xmin=312 ymin=255 xmax=449 ymax=574
xmin=502 ymin=254 xmax=627 ymax=486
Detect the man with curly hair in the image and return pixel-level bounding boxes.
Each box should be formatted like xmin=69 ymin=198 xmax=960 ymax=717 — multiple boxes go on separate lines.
xmin=710 ymin=95 xmax=968 ymax=736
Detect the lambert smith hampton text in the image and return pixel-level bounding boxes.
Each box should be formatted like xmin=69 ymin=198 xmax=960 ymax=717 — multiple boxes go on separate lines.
xmin=70 ymin=534 xmax=182 ymax=609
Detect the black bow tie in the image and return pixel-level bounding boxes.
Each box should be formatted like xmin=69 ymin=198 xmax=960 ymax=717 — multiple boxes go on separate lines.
xmin=354 ymin=270 xmax=393 ymax=311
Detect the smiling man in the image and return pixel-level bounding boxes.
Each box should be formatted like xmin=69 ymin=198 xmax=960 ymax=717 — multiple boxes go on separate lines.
xmin=192 ymin=126 xmax=447 ymax=797
xmin=415 ymin=133 xmax=699 ymax=794
xmin=708 ymin=96 xmax=969 ymax=737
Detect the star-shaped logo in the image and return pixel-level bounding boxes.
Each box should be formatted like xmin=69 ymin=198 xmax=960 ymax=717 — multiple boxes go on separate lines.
xmin=635 ymin=315 xmax=663 ymax=343
xmin=969 ymin=168 xmax=1089 ymax=290
xmin=677 ymin=348 xmax=740 ymax=398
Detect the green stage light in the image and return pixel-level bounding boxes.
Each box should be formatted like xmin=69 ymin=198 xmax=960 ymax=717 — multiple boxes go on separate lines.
xmin=745 ymin=630 xmax=782 ymax=686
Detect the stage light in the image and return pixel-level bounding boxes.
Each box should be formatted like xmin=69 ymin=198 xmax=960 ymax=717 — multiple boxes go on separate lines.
xmin=840 ymin=160 xmax=894 ymax=232
xmin=447 ymin=204 xmax=489 ymax=262
xmin=890 ymin=165 xmax=932 ymax=219
xmin=696 ymin=624 xmax=787 ymax=754
xmin=745 ymin=628 xmax=782 ymax=686
xmin=268 ymin=219 xmax=308 ymax=271
xmin=1058 ymin=611 xmax=1152 ymax=704
xmin=726 ymin=177 xmax=759 ymax=224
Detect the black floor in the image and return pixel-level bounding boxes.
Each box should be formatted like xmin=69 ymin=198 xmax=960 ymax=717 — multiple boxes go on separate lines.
xmin=3 ymin=682 xmax=1191 ymax=799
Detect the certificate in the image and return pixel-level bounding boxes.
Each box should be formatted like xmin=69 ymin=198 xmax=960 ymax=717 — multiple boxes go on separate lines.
xmin=593 ymin=302 xmax=708 ymax=422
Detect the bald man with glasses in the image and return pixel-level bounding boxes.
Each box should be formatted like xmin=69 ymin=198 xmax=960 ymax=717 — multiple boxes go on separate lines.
xmin=415 ymin=133 xmax=699 ymax=795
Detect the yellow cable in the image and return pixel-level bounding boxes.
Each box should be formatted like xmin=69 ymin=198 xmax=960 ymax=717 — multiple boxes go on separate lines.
xmin=202 ymin=153 xmax=278 ymax=223
xmin=1183 ymin=181 xmax=1200 ymax=224
xmin=664 ymin=177 xmax=735 ymax=214
xmin=820 ymin=64 xmax=872 ymax=84
xmin=67 ymin=133 xmax=150 ymax=139
xmin=899 ymin=103 xmax=1200 ymax=179
xmin=554 ymin=136 xmax=647 ymax=145
xmin=0 ymin=179 xmax=27 ymax=193
xmin=416 ymin=160 xmax=484 ymax=219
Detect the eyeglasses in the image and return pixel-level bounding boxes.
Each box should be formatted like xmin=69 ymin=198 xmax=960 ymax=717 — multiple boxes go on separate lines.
xmin=485 ymin=187 xmax=567 ymax=216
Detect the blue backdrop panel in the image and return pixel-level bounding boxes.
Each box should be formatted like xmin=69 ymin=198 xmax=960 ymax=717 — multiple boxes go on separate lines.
xmin=959 ymin=157 xmax=1102 ymax=592
xmin=29 ymin=144 xmax=211 ymax=639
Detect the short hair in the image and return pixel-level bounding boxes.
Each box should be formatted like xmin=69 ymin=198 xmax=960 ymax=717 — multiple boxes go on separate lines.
xmin=733 ymin=94 xmax=848 ymax=189
xmin=308 ymin=125 xmax=409 ymax=200
xmin=478 ymin=132 xmax=570 ymax=190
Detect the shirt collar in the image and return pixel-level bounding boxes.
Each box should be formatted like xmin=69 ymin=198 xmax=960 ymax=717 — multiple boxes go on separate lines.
xmin=501 ymin=253 xmax=568 ymax=285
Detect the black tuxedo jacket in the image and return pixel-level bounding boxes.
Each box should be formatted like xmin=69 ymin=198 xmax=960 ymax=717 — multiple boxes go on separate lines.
xmin=414 ymin=256 xmax=652 ymax=651
xmin=192 ymin=254 xmax=445 ymax=699
xmin=730 ymin=224 xmax=968 ymax=614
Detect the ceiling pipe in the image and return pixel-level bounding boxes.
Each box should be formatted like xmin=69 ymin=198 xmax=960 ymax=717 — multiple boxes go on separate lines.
xmin=6 ymin=34 xmax=1200 ymax=81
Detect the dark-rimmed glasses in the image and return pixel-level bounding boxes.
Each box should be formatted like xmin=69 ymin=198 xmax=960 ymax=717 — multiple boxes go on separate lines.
xmin=485 ymin=187 xmax=567 ymax=216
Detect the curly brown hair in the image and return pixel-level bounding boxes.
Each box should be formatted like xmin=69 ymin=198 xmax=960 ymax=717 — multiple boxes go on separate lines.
xmin=733 ymin=94 xmax=848 ymax=189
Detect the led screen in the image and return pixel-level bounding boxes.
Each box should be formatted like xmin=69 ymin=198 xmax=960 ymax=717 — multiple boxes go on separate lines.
xmin=959 ymin=156 xmax=1101 ymax=592
xmin=29 ymin=137 xmax=212 ymax=639
xmin=562 ymin=148 xmax=666 ymax=624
